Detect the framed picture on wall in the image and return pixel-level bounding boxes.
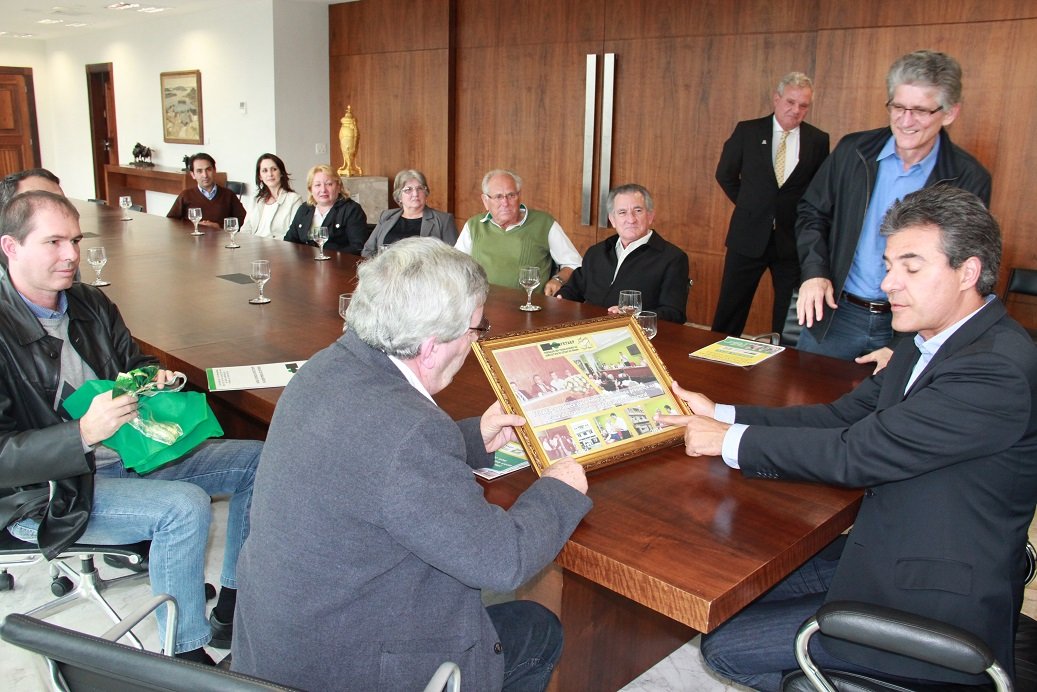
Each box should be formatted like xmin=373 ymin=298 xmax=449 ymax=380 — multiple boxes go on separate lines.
xmin=472 ymin=315 xmax=690 ymax=476
xmin=160 ymin=70 xmax=203 ymax=145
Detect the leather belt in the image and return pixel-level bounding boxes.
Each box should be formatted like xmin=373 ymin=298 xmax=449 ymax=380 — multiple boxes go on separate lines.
xmin=841 ymin=291 xmax=891 ymax=314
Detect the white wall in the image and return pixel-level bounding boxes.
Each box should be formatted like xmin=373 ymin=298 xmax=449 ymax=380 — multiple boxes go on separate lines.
xmin=0 ymin=0 xmax=330 ymax=209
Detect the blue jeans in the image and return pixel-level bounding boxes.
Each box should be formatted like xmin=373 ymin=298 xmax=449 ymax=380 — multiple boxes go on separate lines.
xmin=797 ymin=295 xmax=893 ymax=361
xmin=700 ymin=550 xmax=878 ymax=691
xmin=487 ymin=600 xmax=563 ymax=692
xmin=8 ymin=439 xmax=260 ymax=653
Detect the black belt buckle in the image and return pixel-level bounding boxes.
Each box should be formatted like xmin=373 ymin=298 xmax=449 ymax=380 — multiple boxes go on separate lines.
xmin=842 ymin=292 xmax=891 ymax=314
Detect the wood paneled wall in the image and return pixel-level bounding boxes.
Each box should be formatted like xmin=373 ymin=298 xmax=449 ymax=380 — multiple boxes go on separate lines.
xmin=329 ymin=0 xmax=1037 ymax=332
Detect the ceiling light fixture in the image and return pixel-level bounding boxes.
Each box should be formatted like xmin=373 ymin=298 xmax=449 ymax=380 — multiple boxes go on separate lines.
xmin=138 ymin=7 xmax=169 ymax=13
xmin=106 ymin=3 xmax=141 ymax=10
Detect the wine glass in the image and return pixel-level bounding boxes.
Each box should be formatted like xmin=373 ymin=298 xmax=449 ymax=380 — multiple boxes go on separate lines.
xmin=119 ymin=196 xmax=132 ymax=221
xmin=617 ymin=290 xmax=642 ymax=316
xmin=224 ymin=218 xmax=241 ymax=248
xmin=518 ymin=265 xmax=542 ymax=312
xmin=310 ymin=226 xmax=330 ymax=260
xmin=248 ymin=260 xmax=271 ymax=304
xmin=187 ymin=207 xmax=204 ymax=236
xmin=86 ymin=246 xmax=110 ymax=287
xmin=636 ymin=311 xmax=658 ymax=340
xmin=339 ymin=293 xmax=352 ymax=332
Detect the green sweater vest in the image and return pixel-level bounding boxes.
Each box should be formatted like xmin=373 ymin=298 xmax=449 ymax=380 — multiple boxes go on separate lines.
xmin=465 ymin=208 xmax=555 ymax=291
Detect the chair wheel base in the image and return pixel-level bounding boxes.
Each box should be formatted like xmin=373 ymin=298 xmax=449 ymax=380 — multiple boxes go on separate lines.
xmin=0 ymin=570 xmax=13 ymax=591
xmin=51 ymin=576 xmax=73 ymax=597
xmin=205 ymin=582 xmax=217 ymax=601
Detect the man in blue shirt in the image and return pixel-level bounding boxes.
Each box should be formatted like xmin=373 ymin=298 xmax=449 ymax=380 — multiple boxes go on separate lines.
xmin=794 ymin=50 xmax=991 ymax=365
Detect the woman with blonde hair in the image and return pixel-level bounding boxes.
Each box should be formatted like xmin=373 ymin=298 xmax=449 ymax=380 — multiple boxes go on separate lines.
xmin=284 ymin=164 xmax=368 ymax=254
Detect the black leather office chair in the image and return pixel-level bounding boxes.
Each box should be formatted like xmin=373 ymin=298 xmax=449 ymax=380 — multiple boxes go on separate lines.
xmin=1 ymin=607 xmax=462 ymax=691
xmin=0 ymin=530 xmax=152 ymax=648
xmin=226 ymin=181 xmax=246 ymax=197
xmin=781 ymin=543 xmax=1037 ymax=691
xmin=1001 ymin=268 xmax=1037 ymax=342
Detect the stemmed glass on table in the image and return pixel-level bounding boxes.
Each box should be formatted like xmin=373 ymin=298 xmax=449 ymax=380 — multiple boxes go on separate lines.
xmin=309 ymin=226 xmax=330 ymax=260
xmin=339 ymin=293 xmax=352 ymax=332
xmin=224 ymin=218 xmax=241 ymax=248
xmin=249 ymin=260 xmax=271 ymax=304
xmin=617 ymin=289 xmax=642 ymax=317
xmin=86 ymin=246 xmax=110 ymax=287
xmin=518 ymin=265 xmax=542 ymax=311
xmin=636 ymin=311 xmax=658 ymax=340
xmin=119 ymin=196 xmax=133 ymax=221
xmin=187 ymin=207 xmax=204 ymax=236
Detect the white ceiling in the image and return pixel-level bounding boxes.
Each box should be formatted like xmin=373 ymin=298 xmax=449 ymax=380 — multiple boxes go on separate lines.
xmin=0 ymin=1 xmax=340 ymax=41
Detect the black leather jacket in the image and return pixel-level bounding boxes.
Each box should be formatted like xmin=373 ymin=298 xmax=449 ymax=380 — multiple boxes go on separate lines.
xmin=0 ymin=273 xmax=155 ymax=558
xmin=796 ymin=126 xmax=992 ymax=343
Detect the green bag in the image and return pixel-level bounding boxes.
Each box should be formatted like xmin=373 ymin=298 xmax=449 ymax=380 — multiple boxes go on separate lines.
xmin=63 ymin=379 xmax=224 ymax=474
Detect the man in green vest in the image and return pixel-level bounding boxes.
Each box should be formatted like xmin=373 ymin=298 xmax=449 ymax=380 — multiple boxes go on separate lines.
xmin=455 ymin=169 xmax=581 ymax=294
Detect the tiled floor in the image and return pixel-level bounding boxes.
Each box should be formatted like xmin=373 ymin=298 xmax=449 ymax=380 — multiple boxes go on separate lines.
xmin=2 ymin=501 xmax=1035 ymax=691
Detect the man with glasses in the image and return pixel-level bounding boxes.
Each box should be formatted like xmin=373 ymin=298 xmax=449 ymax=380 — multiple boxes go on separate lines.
xmin=795 ymin=50 xmax=990 ymax=366
xmin=234 ymin=237 xmax=590 ymax=691
xmin=455 ymin=168 xmax=581 ymax=295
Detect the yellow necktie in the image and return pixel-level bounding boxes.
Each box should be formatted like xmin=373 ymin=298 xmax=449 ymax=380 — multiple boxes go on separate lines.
xmin=774 ymin=130 xmax=790 ymax=186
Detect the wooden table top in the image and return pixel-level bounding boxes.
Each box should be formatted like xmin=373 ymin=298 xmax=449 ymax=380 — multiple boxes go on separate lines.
xmin=74 ymin=200 xmax=865 ymax=633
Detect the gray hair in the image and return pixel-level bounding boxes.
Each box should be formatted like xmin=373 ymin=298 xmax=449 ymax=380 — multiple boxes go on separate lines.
xmin=1 ymin=190 xmax=79 ymax=245
xmin=886 ymin=50 xmax=962 ymax=110
xmin=776 ymin=72 xmax=813 ymax=95
xmin=880 ymin=186 xmax=1000 ymax=295
xmin=481 ymin=169 xmax=522 ymax=195
xmin=606 ymin=183 xmax=654 ymax=215
xmin=348 ymin=237 xmax=489 ymax=358
xmin=392 ymin=169 xmax=429 ymax=204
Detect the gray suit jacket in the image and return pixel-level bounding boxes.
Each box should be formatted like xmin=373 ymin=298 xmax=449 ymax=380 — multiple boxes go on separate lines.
xmin=233 ymin=330 xmax=591 ymax=690
xmin=734 ymin=298 xmax=1037 ymax=683
xmin=361 ymin=206 xmax=458 ymax=257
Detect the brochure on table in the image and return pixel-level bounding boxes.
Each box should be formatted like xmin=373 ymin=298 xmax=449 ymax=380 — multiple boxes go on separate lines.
xmin=206 ymin=361 xmax=307 ymax=391
xmin=689 ymin=337 xmax=784 ymax=368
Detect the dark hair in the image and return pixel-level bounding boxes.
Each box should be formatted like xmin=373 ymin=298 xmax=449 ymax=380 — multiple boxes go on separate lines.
xmin=0 ymin=168 xmax=61 ymax=212
xmin=880 ymin=185 xmax=1000 ymax=295
xmin=253 ymin=153 xmax=295 ymax=202
xmin=1 ymin=190 xmax=79 ymax=244
xmin=188 ymin=152 xmax=216 ymax=170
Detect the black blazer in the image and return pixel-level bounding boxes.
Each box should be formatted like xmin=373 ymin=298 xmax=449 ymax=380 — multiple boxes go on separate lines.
xmin=734 ymin=299 xmax=1037 ymax=684
xmin=715 ymin=115 xmax=829 ymax=259
xmin=284 ymin=197 xmax=369 ymax=254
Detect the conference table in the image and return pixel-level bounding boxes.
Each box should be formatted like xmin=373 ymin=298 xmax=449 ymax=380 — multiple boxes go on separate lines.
xmin=73 ymin=200 xmax=865 ymax=690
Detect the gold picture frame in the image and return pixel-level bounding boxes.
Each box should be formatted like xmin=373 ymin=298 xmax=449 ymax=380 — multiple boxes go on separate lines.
xmin=473 ymin=315 xmax=690 ymax=475
xmin=160 ymin=70 xmax=204 ymax=145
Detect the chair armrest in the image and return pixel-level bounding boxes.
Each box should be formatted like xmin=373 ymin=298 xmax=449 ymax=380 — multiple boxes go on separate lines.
xmin=815 ymin=601 xmax=994 ymax=675
xmin=101 ymin=593 xmax=178 ymax=656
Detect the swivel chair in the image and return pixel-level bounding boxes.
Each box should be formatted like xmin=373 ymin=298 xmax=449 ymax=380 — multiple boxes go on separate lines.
xmin=781 ymin=543 xmax=1037 ymax=691
xmin=1001 ymin=268 xmax=1037 ymax=343
xmin=0 ymin=530 xmax=151 ymax=648
xmin=1 ymin=601 xmax=462 ymax=692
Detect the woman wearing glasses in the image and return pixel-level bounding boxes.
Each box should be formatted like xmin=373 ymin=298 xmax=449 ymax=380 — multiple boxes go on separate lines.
xmin=361 ymin=169 xmax=457 ymax=257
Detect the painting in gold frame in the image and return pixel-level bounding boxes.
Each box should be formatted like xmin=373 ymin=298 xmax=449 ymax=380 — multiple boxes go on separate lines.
xmin=472 ymin=315 xmax=690 ymax=475
xmin=160 ymin=70 xmax=204 ymax=145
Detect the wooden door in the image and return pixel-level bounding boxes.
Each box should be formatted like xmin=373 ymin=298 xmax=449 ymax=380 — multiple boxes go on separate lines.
xmin=86 ymin=64 xmax=119 ymax=201
xmin=0 ymin=68 xmax=40 ymax=177
xmin=453 ymin=0 xmax=606 ymax=253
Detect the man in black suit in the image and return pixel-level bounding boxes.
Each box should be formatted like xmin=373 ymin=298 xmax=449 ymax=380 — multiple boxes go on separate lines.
xmin=661 ymin=186 xmax=1037 ymax=691
xmin=712 ymin=72 xmax=830 ymax=337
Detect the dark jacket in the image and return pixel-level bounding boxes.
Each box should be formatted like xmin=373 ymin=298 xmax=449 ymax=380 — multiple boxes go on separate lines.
xmin=735 ymin=299 xmax=1037 ymax=684
xmin=361 ymin=206 xmax=458 ymax=257
xmin=0 ymin=275 xmax=155 ymax=559
xmin=716 ymin=116 xmax=829 ymax=259
xmin=559 ymin=231 xmax=689 ymax=323
xmin=795 ymin=127 xmax=992 ymax=343
xmin=284 ymin=197 xmax=369 ymax=254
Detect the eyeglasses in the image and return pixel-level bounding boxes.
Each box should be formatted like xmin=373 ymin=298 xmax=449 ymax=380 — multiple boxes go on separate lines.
xmin=468 ymin=317 xmax=491 ymax=340
xmin=401 ymin=185 xmax=427 ymax=195
xmin=483 ymin=191 xmax=519 ymax=203
xmin=886 ymin=101 xmax=944 ymax=120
